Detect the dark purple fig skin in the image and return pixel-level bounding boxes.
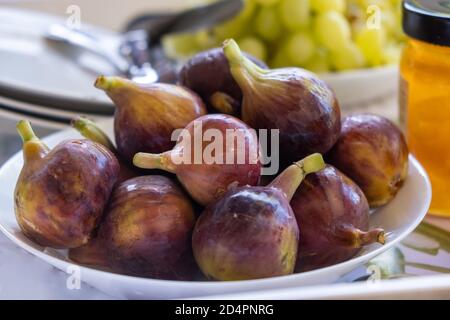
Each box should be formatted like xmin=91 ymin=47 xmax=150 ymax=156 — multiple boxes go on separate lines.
xmin=179 ymin=47 xmax=267 ymax=113
xmin=242 ymin=68 xmax=341 ymax=168
xmin=168 ymin=114 xmax=261 ymax=206
xmin=327 ymin=114 xmax=409 ymax=207
xmin=192 ymin=186 xmax=299 ymax=280
xmin=291 ymin=165 xmax=377 ymax=272
xmin=97 ymin=175 xmax=197 ymax=280
xmin=69 ymin=235 xmax=110 ymax=269
xmin=15 ymin=140 xmax=119 ymax=249
xmin=95 ymin=76 xmax=207 ymax=164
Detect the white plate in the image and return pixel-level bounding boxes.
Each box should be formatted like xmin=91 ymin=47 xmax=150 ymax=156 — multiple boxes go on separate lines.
xmin=0 ymin=122 xmax=431 ymax=299
xmin=0 ymin=95 xmax=113 ymax=124
xmin=320 ymin=66 xmax=398 ymax=107
xmin=0 ymin=8 xmax=115 ymax=114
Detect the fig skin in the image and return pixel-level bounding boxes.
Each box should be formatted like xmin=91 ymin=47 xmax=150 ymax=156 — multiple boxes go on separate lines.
xmin=71 ymin=116 xmax=137 ymax=183
xmin=97 ymin=175 xmax=197 ymax=280
xmin=179 ymin=47 xmax=267 ymax=114
xmin=134 ymin=114 xmax=261 ymax=207
xmin=14 ymin=121 xmax=119 ymax=249
xmin=327 ymin=114 xmax=409 ymax=207
xmin=95 ymin=76 xmax=207 ymax=164
xmin=69 ymin=235 xmax=110 ymax=269
xmin=192 ymin=154 xmax=325 ymax=281
xmin=223 ymin=39 xmax=341 ymax=168
xmin=291 ymin=165 xmax=385 ymax=272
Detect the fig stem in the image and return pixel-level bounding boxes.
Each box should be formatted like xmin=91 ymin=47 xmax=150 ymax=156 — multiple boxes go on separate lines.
xmin=358 ymin=228 xmax=386 ymax=246
xmin=337 ymin=225 xmax=386 ymax=248
xmin=269 ymin=153 xmax=325 ymax=201
xmin=17 ymin=120 xmax=39 ymax=143
xmin=71 ymin=116 xmax=116 ymax=152
xmin=16 ymin=120 xmax=49 ymax=161
xmin=223 ymin=39 xmax=266 ymax=89
xmin=210 ymin=92 xmax=237 ymax=115
xmin=94 ymin=75 xmax=126 ymax=91
xmin=133 ymin=152 xmax=177 ymax=173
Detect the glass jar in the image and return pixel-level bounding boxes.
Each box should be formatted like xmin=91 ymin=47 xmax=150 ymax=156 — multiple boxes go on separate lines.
xmin=400 ymin=0 xmax=450 ymax=217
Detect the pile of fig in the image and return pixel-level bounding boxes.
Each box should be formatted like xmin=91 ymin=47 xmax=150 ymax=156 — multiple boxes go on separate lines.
xmin=14 ymin=39 xmax=409 ymax=281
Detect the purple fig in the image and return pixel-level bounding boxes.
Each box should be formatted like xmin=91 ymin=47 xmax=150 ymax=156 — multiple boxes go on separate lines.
xmin=97 ymin=175 xmax=197 ymax=280
xmin=291 ymin=165 xmax=385 ymax=272
xmin=223 ymin=39 xmax=341 ymax=168
xmin=94 ymin=76 xmax=207 ymax=164
xmin=71 ymin=116 xmax=137 ymax=183
xmin=14 ymin=120 xmax=119 ymax=249
xmin=192 ymin=153 xmax=325 ymax=281
xmin=327 ymin=114 xmax=409 ymax=207
xmin=179 ymin=47 xmax=267 ymax=115
xmin=133 ymin=114 xmax=261 ymax=206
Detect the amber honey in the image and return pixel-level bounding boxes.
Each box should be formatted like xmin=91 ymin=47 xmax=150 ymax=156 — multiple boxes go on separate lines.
xmin=400 ymin=40 xmax=450 ymax=217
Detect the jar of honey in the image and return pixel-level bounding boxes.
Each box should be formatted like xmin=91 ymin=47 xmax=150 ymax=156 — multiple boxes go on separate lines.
xmin=400 ymin=0 xmax=450 ymax=217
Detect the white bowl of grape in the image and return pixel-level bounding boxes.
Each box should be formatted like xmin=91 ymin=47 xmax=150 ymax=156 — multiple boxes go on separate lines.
xmin=163 ymin=0 xmax=403 ymax=107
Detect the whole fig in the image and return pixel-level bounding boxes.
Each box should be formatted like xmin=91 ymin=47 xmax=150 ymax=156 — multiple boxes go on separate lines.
xmin=14 ymin=120 xmax=119 ymax=249
xmin=98 ymin=175 xmax=197 ymax=280
xmin=327 ymin=114 xmax=409 ymax=207
xmin=95 ymin=76 xmax=207 ymax=164
xmin=291 ymin=165 xmax=385 ymax=272
xmin=179 ymin=47 xmax=267 ymax=114
xmin=192 ymin=153 xmax=325 ymax=281
xmin=133 ymin=114 xmax=261 ymax=206
xmin=223 ymin=39 xmax=341 ymax=167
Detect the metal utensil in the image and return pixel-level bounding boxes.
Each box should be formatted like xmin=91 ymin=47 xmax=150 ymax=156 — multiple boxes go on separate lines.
xmin=44 ymin=0 xmax=243 ymax=84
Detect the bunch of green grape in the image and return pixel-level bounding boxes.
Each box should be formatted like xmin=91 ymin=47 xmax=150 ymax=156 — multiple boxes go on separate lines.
xmin=163 ymin=0 xmax=405 ymax=73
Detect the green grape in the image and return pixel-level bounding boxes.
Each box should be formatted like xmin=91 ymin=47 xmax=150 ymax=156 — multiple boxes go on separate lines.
xmin=255 ymin=6 xmax=282 ymax=42
xmin=213 ymin=18 xmax=248 ymax=40
xmin=255 ymin=0 xmax=280 ymax=6
xmin=284 ymin=32 xmax=316 ymax=65
xmin=381 ymin=6 xmax=396 ymax=34
xmin=162 ymin=33 xmax=200 ymax=59
xmin=382 ymin=43 xmax=402 ymax=65
xmin=194 ymin=30 xmax=216 ymax=50
xmin=304 ymin=50 xmax=330 ymax=73
xmin=356 ymin=27 xmax=386 ymax=66
xmin=278 ymin=0 xmax=310 ymax=31
xmin=270 ymin=50 xmax=293 ymax=68
xmin=331 ymin=42 xmax=366 ymax=71
xmin=238 ymin=37 xmax=268 ymax=62
xmin=238 ymin=0 xmax=258 ymax=20
xmin=314 ymin=12 xmax=352 ymax=52
xmin=311 ymin=0 xmax=345 ymax=13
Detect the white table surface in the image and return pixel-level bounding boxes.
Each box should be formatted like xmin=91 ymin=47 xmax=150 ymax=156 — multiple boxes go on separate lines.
xmin=0 ymin=231 xmax=113 ymax=299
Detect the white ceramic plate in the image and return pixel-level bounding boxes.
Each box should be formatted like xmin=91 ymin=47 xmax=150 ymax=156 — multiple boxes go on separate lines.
xmin=0 ymin=95 xmax=113 ymax=125
xmin=0 ymin=8 xmax=115 ymax=114
xmin=320 ymin=66 xmax=399 ymax=107
xmin=0 ymin=123 xmax=431 ymax=300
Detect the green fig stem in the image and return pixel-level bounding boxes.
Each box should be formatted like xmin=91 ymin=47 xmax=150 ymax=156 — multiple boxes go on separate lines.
xmin=133 ymin=151 xmax=177 ymax=173
xmin=269 ymin=153 xmax=325 ymax=201
xmin=337 ymin=225 xmax=386 ymax=248
xmin=17 ymin=120 xmax=38 ymax=143
xmin=71 ymin=116 xmax=116 ymax=152
xmin=16 ymin=120 xmax=49 ymax=161
xmin=94 ymin=75 xmax=128 ymax=92
xmin=223 ymin=39 xmax=266 ymax=90
xmin=210 ymin=91 xmax=237 ymax=115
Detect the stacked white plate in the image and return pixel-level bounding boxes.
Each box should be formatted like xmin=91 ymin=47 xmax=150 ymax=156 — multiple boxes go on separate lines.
xmin=0 ymin=8 xmax=117 ymax=131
